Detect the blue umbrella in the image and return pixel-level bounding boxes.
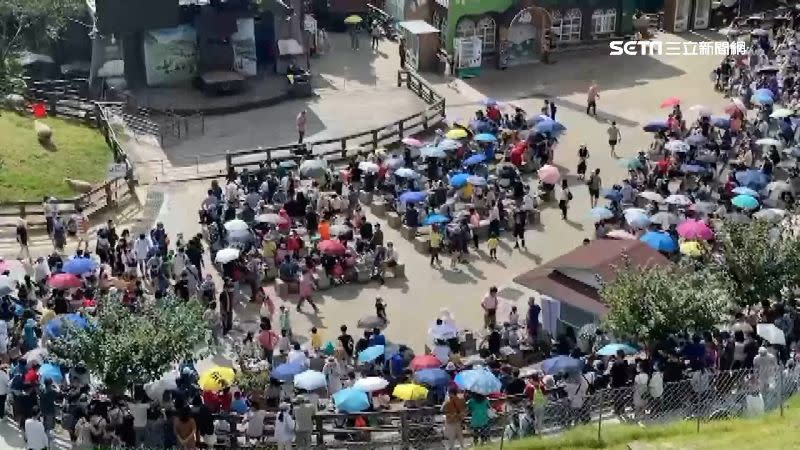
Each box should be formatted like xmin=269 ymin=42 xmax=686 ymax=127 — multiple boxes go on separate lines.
xmin=735 ymin=169 xmax=769 ymax=189
xmin=732 ymin=186 xmax=759 ymax=197
xmin=710 ymin=116 xmax=731 ymax=129
xmin=467 ymin=175 xmax=487 ymax=186
xmin=420 ymin=146 xmax=446 ymax=158
xmin=640 ymin=231 xmax=678 ymax=253
xmin=62 ymin=258 xmax=98 ymax=275
xmin=437 ymin=139 xmax=461 ymax=151
xmin=590 ymin=207 xmax=614 ymax=222
xmin=534 ymin=121 xmax=555 ymax=134
xmin=38 ymin=363 xmax=63 ymax=383
xmin=423 ymin=214 xmax=450 ymax=226
xmin=399 ymin=191 xmax=426 ymax=204
xmin=752 ymin=92 xmax=774 ymax=105
xmin=732 ymin=194 xmax=760 ymax=210
xmin=332 ymin=388 xmax=370 ymax=412
xmin=625 ymin=210 xmax=651 ymax=228
xmin=454 ymin=368 xmax=502 ymax=395
xmin=541 ymin=356 xmax=583 ymax=375
xmin=414 ymin=368 xmax=450 ymax=387
xmin=596 ymin=343 xmax=638 ymax=357
xmin=272 ymin=362 xmax=305 ymax=381
xmin=44 ymin=313 xmax=89 ymax=338
xmin=603 ymin=189 xmax=623 ymax=201
xmin=474 ymin=133 xmax=497 ymax=143
xmin=358 ymin=345 xmax=385 ymax=363
xmin=685 ymin=134 xmax=707 ymax=146
xmin=643 ymin=120 xmax=669 ymax=132
xmin=681 ymin=164 xmax=706 ymax=173
xmin=754 ymin=88 xmax=774 ymax=99
xmin=482 ymin=98 xmax=498 ymax=107
xmin=463 ymin=154 xmax=487 ymax=166
xmin=450 ymin=173 xmax=469 ymax=188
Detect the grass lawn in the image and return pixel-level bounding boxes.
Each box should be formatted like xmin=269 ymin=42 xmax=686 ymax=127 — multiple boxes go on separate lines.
xmin=0 ymin=110 xmax=111 ymax=202
xmin=484 ymin=397 xmax=800 ymax=450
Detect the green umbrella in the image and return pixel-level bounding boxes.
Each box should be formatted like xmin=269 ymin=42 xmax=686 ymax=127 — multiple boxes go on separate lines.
xmin=618 ymin=157 xmax=643 ymax=170
xmin=344 ymin=15 xmax=363 ymax=25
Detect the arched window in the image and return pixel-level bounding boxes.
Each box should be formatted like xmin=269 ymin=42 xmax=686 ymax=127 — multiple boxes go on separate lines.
xmin=433 ymin=11 xmax=448 ymax=48
xmin=456 ymin=19 xmax=476 ymax=39
xmin=561 ymin=8 xmax=582 ymax=41
xmin=549 ymin=10 xmax=563 ymax=41
xmin=476 ymin=16 xmax=497 ymax=53
xmin=592 ymin=8 xmax=617 ymax=35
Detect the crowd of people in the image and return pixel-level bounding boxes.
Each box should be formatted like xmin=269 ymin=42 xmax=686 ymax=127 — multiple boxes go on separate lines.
xmin=7 ymin=6 xmax=800 ymax=450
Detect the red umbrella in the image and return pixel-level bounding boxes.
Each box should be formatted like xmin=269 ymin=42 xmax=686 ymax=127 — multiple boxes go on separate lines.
xmin=31 ymin=103 xmax=47 ymax=118
xmin=410 ymin=354 xmax=442 ymax=371
xmin=48 ymin=273 xmax=81 ymax=289
xmin=318 ymin=239 xmax=346 ymax=256
xmin=660 ymin=97 xmax=681 ymax=108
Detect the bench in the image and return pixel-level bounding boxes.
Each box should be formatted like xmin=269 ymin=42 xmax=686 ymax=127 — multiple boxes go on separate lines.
xmin=359 ymin=190 xmax=373 ymax=205
xmin=275 ymin=279 xmax=299 ymax=297
xmin=386 ymin=212 xmax=401 ymax=228
xmin=401 ymin=225 xmax=417 ymax=240
xmin=372 ymin=200 xmax=387 ymax=217
xmin=414 ymin=236 xmax=429 ymax=253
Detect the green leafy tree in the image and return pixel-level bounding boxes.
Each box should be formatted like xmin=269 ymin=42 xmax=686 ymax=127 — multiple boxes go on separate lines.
xmin=48 ymin=294 xmax=211 ymax=392
xmin=0 ymin=0 xmax=84 ymax=93
xmin=600 ymin=258 xmax=730 ymax=344
xmin=709 ymin=219 xmax=800 ymax=309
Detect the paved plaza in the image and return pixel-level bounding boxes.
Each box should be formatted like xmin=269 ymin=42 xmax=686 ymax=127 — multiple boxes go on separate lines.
xmin=0 ymin=30 xmax=729 ymax=450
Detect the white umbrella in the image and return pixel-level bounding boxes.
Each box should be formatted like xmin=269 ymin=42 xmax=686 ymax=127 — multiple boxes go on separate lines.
xmin=227 ymin=228 xmax=252 ymax=242
xmin=429 ymin=321 xmax=458 ymax=341
xmin=256 ymin=213 xmax=288 ymax=225
xmin=329 ymin=224 xmax=351 ymax=236
xmin=353 ymin=376 xmax=389 ymax=392
xmin=757 ymin=323 xmax=786 ymax=345
xmin=756 ymin=138 xmax=782 ymax=147
xmin=767 ymin=181 xmax=792 ymax=197
xmin=650 ymin=212 xmax=680 ymax=226
xmin=145 ymin=371 xmax=179 ymax=401
xmin=689 ymin=104 xmax=712 ymax=117
xmin=299 ymin=159 xmax=328 ymax=178
xmin=25 ymin=348 xmax=48 ymax=364
xmin=623 ymin=207 xmax=649 ymax=217
xmin=753 ymin=208 xmax=786 ymax=222
xmin=665 ymin=140 xmax=689 ymax=153
xmin=732 ymin=98 xmax=747 ymax=112
xmin=294 ymin=370 xmax=327 ymax=391
xmin=395 ymin=168 xmax=419 ymax=179
xmin=665 ymin=194 xmax=692 ymax=206
xmin=770 ymin=108 xmax=794 ymax=119
xmin=638 ymin=191 xmax=664 ymax=203
xmin=215 ymin=248 xmax=241 ymax=264
xmin=224 ymin=219 xmax=249 ymax=232
xmin=359 ymin=161 xmax=379 ymax=173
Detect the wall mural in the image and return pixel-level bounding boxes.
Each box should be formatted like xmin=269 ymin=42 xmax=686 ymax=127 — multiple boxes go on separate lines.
xmin=143 ymin=24 xmax=198 ymax=86
xmin=232 ymin=18 xmax=258 ymax=76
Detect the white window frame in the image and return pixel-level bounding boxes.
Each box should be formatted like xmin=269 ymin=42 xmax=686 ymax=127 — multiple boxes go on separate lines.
xmin=550 ymin=10 xmax=563 ymax=41
xmin=455 ymin=19 xmax=476 ymax=40
xmin=592 ymin=8 xmax=617 ymax=35
xmin=476 ymin=16 xmax=497 ymax=53
xmin=561 ymin=8 xmax=582 ymax=42
xmin=434 ymin=11 xmax=448 ymax=48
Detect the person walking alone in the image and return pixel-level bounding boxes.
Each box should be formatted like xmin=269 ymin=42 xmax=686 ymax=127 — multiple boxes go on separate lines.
xmin=558 ymin=179 xmax=572 ymax=220
xmin=296 ymin=110 xmax=307 ymax=143
xmin=587 ymin=169 xmax=602 ymax=208
xmin=16 ymin=219 xmax=30 ymax=263
xmin=371 ymin=22 xmax=381 ymax=50
xmin=481 ymin=287 xmax=499 ymax=329
xmin=607 ymin=121 xmax=622 ymax=157
xmin=587 ymin=81 xmax=599 ymax=116
xmin=429 ymin=224 xmax=442 ymax=266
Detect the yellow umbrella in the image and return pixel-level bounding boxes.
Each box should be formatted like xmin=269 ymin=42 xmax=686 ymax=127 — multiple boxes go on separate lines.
xmin=393 ymin=383 xmax=429 ymax=401
xmin=445 ymin=128 xmax=468 ymax=139
xmin=344 ymin=15 xmax=363 ymax=25
xmin=680 ymin=241 xmax=703 ymax=257
xmin=199 ymin=366 xmax=236 ymax=392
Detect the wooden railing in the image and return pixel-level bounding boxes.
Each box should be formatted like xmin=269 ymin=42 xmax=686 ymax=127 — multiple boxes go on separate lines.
xmin=225 ymin=70 xmax=446 ymax=172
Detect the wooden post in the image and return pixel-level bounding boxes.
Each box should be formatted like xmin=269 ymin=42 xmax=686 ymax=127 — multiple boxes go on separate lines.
xmin=400 ymin=410 xmax=410 ymax=449
xmin=397 ymin=70 xmax=402 ymax=87
xmin=422 ymin=110 xmax=429 ymax=129
xmin=314 ymin=416 xmax=324 ymax=445
xmin=225 ymin=150 xmax=232 ymax=172
xmin=19 ymin=204 xmax=26 ymax=218
xmin=372 ymin=130 xmax=379 ymax=150
xmin=398 ymin=119 xmax=405 ymax=140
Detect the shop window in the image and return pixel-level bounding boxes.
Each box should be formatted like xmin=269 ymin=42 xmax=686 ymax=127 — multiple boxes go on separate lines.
xmin=592 ymin=8 xmax=617 ymax=35
xmin=551 ymin=8 xmax=581 ymax=42
xmin=476 ymin=16 xmax=497 ymax=53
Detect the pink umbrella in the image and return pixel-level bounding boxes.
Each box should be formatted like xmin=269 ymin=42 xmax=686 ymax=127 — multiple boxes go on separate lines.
xmin=660 ymin=97 xmax=681 ymax=108
xmin=676 ymin=219 xmax=714 ymax=241
xmin=723 ymin=103 xmax=739 ymax=115
xmin=537 ymin=164 xmax=561 ymax=184
xmin=607 ymin=229 xmax=637 ymax=240
xmin=318 ymin=239 xmax=347 ymax=256
xmin=48 ymin=273 xmax=82 ymax=289
xmin=402 ymin=137 xmax=423 ymax=147
xmin=410 ymin=354 xmax=442 ymax=371
xmin=731 ymin=98 xmax=747 ymax=112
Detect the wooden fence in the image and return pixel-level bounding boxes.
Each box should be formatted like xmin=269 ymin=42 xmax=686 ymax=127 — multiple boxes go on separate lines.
xmin=0 ymin=82 xmax=136 ymax=227
xmin=225 ymin=70 xmax=446 ymax=172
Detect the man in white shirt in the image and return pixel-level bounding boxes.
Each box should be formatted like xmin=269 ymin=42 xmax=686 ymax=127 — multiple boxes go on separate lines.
xmin=133 ymin=233 xmax=153 ymax=275
xmin=481 ymin=286 xmax=499 ymax=329
xmin=287 ymin=343 xmax=309 ymax=368
xmin=24 ymin=409 xmax=48 ymax=450
xmin=225 ymin=181 xmax=239 ymax=204
xmin=128 ymin=398 xmax=150 ymax=445
xmin=0 ymin=363 xmax=9 ymax=418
